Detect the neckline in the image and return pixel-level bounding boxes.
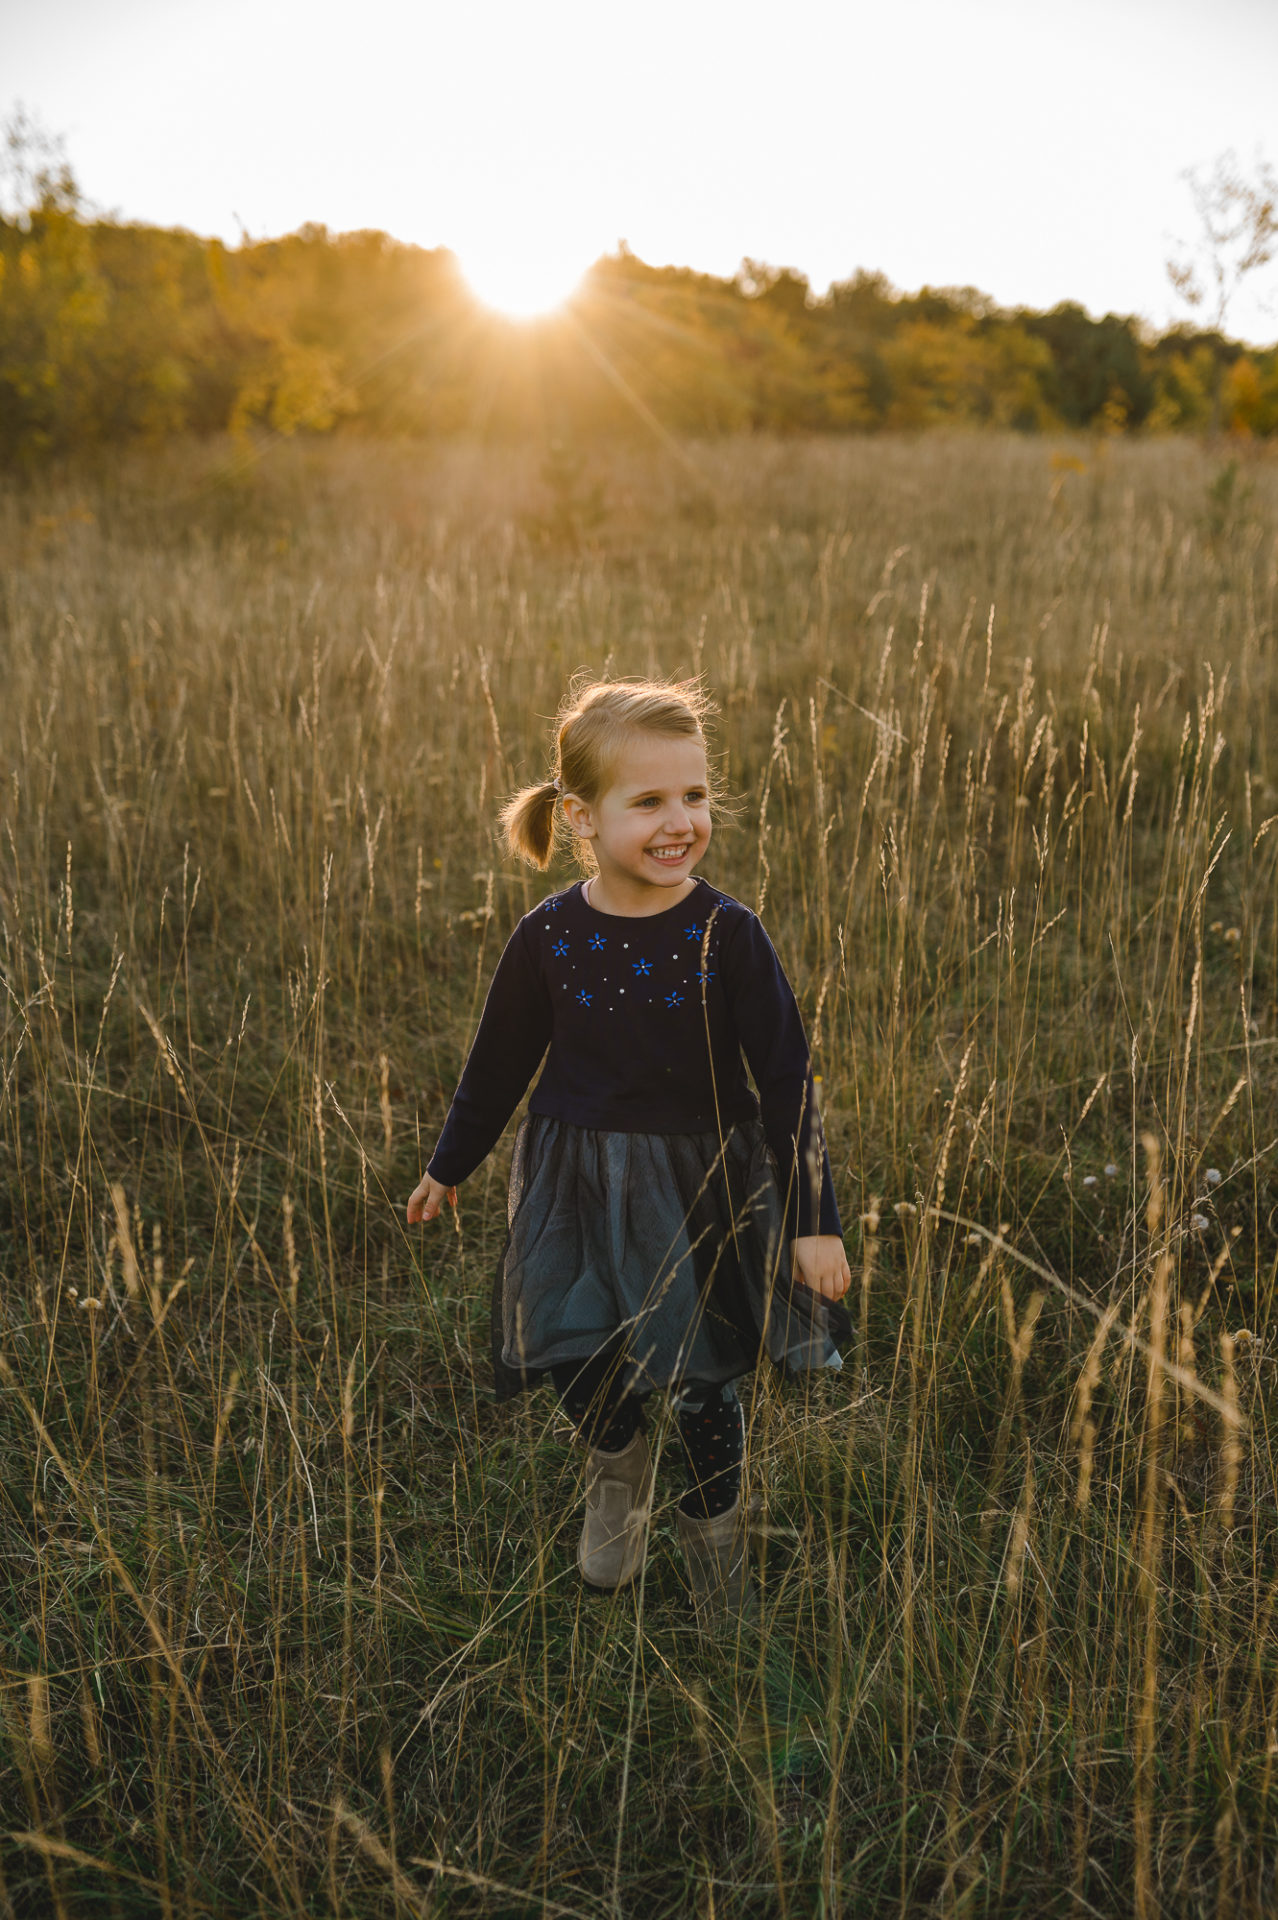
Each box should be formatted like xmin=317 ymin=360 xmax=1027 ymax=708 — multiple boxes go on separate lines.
xmin=577 ymin=874 xmax=707 ymax=922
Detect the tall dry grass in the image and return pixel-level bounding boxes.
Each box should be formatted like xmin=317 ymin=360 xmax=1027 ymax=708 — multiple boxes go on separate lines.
xmin=0 ymin=430 xmax=1275 ymax=1917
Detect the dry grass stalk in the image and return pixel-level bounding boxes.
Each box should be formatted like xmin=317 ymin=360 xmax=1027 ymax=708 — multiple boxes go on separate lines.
xmin=0 ymin=433 xmax=1273 ymax=1915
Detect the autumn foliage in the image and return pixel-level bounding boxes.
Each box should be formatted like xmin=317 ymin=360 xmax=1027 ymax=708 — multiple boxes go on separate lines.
xmin=3 ymin=200 xmax=1278 ymax=466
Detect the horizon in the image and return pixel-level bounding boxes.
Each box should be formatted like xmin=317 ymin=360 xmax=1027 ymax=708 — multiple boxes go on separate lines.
xmin=9 ymin=195 xmax=1275 ymax=351
xmin=6 ymin=0 xmax=1278 ymax=347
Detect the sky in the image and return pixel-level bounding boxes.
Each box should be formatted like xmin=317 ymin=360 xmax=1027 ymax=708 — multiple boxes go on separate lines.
xmin=5 ymin=0 xmax=1278 ymax=339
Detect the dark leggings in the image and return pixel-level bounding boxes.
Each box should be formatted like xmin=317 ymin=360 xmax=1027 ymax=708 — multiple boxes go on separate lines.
xmin=551 ymin=1351 xmax=744 ymax=1520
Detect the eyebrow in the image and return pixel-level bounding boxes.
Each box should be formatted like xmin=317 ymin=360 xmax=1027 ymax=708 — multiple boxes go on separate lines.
xmin=623 ymin=782 xmax=708 ymax=798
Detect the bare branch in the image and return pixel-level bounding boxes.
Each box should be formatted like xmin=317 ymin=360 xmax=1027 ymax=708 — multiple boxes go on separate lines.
xmin=1166 ymin=146 xmax=1278 ymax=332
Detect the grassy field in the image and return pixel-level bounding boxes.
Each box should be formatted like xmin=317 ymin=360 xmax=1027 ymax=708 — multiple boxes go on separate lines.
xmin=0 ymin=430 xmax=1276 ymax=1918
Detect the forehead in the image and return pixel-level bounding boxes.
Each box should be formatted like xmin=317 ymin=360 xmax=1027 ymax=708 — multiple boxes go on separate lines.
xmin=607 ymin=733 xmax=708 ymax=794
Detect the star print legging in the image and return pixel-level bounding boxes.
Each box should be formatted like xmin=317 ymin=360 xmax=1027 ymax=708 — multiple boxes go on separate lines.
xmin=551 ymin=1352 xmax=743 ymax=1519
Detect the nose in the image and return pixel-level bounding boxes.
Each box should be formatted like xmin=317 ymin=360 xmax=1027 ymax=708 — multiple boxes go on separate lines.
xmin=661 ymin=799 xmax=693 ymax=834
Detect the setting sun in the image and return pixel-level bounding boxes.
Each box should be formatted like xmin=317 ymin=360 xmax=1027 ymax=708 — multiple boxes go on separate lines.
xmin=460 ymin=240 xmax=588 ymax=320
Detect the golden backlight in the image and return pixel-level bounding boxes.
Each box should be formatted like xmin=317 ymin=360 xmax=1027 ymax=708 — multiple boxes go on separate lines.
xmin=460 ymin=240 xmax=586 ymax=320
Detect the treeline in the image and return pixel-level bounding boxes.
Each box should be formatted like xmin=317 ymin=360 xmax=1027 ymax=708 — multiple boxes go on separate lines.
xmin=3 ymin=201 xmax=1278 ymax=465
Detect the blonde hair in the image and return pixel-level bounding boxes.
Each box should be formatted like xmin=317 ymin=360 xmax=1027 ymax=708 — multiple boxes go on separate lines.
xmin=500 ymin=676 xmax=717 ymax=872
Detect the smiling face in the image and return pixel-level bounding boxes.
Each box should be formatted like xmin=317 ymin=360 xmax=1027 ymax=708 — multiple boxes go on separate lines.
xmin=563 ymin=732 xmax=712 ymax=915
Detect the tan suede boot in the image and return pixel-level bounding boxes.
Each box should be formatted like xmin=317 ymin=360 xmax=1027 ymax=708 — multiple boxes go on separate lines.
xmin=577 ymin=1428 xmax=654 ymax=1589
xmin=676 ymin=1494 xmax=759 ymax=1627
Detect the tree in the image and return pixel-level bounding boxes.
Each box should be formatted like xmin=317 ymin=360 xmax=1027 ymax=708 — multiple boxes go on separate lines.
xmin=1 ymin=104 xmax=80 ymax=225
xmin=1019 ymin=304 xmax=1153 ymax=429
xmin=0 ymin=108 xmax=109 ymax=463
xmin=1167 ymin=148 xmax=1278 ymax=335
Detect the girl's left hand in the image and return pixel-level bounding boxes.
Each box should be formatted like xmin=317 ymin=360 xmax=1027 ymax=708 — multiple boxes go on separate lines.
xmin=792 ymin=1234 xmax=852 ymax=1300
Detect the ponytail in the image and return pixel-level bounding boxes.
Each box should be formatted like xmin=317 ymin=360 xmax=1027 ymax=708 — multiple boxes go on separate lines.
xmin=500 ymin=780 xmax=560 ymax=870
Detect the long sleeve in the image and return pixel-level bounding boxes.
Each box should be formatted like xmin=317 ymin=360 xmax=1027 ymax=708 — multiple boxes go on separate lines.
xmin=718 ymin=910 xmax=842 ymax=1240
xmin=426 ymin=917 xmax=553 ymax=1187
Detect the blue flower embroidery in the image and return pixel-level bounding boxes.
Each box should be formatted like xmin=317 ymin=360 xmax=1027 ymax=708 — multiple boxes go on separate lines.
xmin=576 ymin=989 xmax=593 ymax=1007
xmin=632 ymin=958 xmax=652 ymax=977
xmin=665 ymin=990 xmax=684 ymax=1008
xmin=553 ymin=938 xmax=569 ymax=958
xmin=697 ymin=967 xmax=716 ymax=985
xmin=684 ymin=923 xmax=703 ymax=942
xmin=588 ymin=932 xmax=607 ymax=951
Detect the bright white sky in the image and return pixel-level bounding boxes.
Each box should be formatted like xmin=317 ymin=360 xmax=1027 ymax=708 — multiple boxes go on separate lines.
xmin=6 ymin=0 xmax=1278 ymax=338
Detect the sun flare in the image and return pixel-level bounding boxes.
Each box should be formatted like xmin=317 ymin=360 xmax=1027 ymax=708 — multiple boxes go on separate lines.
xmin=460 ymin=241 xmax=587 ymax=320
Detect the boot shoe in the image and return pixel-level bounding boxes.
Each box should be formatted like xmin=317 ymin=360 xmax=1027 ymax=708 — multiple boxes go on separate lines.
xmin=676 ymin=1492 xmax=759 ymax=1627
xmin=578 ymin=1428 xmax=653 ymax=1590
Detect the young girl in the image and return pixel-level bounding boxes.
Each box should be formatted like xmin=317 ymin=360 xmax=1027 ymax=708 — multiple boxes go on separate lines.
xmin=407 ymin=678 xmax=851 ymax=1623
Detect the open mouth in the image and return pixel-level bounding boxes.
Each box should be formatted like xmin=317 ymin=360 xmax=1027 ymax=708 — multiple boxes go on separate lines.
xmin=647 ymin=846 xmax=691 ymax=865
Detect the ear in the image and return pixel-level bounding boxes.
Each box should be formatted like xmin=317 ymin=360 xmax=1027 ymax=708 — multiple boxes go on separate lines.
xmin=561 ymin=793 xmax=596 ymax=840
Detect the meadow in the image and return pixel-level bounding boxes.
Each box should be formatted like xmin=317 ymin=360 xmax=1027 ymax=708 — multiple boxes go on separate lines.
xmin=0 ymin=428 xmax=1275 ymax=1918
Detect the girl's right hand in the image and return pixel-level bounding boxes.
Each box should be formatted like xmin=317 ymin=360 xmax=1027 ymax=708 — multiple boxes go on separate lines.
xmin=406 ymin=1173 xmax=457 ymax=1225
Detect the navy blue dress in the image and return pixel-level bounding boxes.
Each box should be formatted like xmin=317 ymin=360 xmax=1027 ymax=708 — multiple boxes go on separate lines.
xmin=427 ymin=877 xmax=847 ymax=1397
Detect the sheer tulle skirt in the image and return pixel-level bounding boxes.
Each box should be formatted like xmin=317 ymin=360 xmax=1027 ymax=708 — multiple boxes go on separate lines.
xmin=490 ymin=1113 xmax=846 ymax=1400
